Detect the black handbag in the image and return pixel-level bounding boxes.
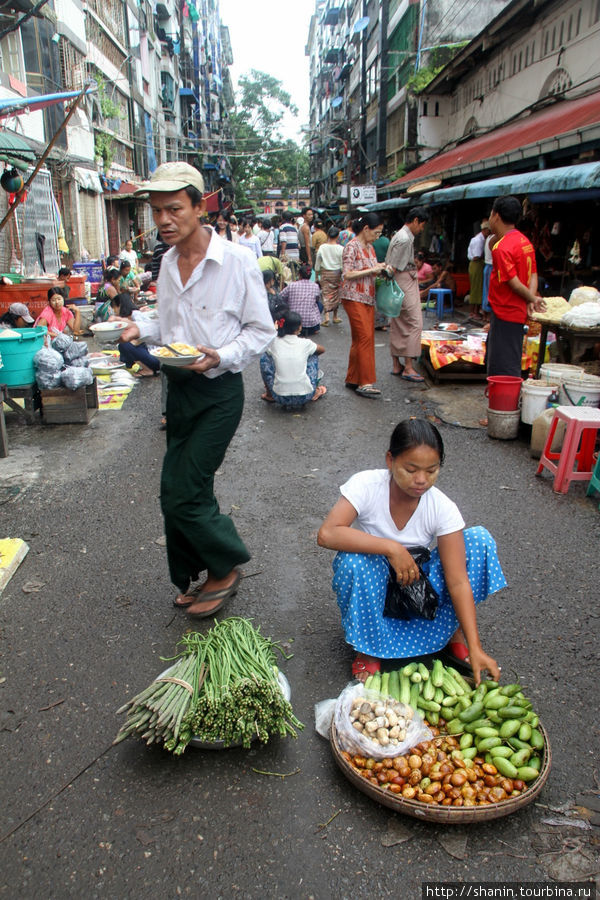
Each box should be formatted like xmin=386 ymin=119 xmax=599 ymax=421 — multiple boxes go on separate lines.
xmin=383 ymin=547 xmax=439 ymax=621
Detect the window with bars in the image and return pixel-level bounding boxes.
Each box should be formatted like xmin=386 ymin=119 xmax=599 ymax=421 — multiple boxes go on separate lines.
xmin=58 ymin=39 xmax=86 ymax=91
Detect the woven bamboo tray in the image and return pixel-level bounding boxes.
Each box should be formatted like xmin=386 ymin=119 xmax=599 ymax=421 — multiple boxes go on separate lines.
xmin=330 ymin=721 xmax=551 ymax=824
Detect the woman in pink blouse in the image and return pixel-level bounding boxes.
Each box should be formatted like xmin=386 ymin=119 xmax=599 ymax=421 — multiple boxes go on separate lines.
xmin=35 ymin=286 xmax=81 ymax=338
xmin=339 ymin=214 xmax=389 ymax=398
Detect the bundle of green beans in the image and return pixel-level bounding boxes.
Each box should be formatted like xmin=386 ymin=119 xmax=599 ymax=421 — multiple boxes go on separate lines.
xmin=113 ymin=617 xmax=303 ymax=755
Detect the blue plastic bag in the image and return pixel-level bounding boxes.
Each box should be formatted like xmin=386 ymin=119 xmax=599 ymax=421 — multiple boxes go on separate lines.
xmin=376 ymin=278 xmax=404 ymax=318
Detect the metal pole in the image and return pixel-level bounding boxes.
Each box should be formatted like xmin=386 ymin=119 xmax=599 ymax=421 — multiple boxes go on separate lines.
xmin=0 ymin=83 xmax=93 ymax=235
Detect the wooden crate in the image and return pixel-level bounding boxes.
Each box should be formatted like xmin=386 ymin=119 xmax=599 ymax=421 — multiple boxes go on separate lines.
xmin=41 ymin=378 xmax=99 ymax=424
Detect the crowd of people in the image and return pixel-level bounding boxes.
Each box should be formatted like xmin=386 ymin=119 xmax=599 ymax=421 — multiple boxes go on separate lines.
xmin=1 ymin=158 xmax=548 ymax=681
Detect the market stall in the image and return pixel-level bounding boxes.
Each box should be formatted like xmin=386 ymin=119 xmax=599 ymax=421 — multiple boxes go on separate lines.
xmin=419 ymin=326 xmax=532 ymax=383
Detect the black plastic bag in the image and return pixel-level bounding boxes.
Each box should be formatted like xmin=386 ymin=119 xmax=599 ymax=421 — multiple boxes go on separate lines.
xmin=383 ymin=547 xmax=439 ymax=621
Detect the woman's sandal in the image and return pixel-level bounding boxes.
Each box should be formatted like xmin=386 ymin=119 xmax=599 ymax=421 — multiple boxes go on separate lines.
xmin=355 ymin=385 xmax=381 ymax=398
xmin=351 ymin=653 xmax=381 ymax=677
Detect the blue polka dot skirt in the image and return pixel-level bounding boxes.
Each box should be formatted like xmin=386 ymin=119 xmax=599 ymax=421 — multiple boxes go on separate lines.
xmin=331 ymin=526 xmax=507 ymax=659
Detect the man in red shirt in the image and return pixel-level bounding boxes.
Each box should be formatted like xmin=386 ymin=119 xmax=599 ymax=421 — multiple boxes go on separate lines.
xmin=487 ymin=195 xmax=545 ymax=376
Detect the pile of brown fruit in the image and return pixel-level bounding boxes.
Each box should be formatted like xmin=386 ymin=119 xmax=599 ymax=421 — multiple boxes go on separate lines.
xmin=342 ymin=730 xmax=531 ymax=807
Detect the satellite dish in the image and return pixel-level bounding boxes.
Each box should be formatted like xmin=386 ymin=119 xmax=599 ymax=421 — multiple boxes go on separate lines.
xmin=405 ymin=178 xmax=442 ymax=194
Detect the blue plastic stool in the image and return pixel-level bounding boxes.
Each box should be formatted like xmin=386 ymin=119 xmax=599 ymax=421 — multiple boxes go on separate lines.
xmin=586 ymin=452 xmax=600 ymax=509
xmin=427 ymin=288 xmax=454 ymax=319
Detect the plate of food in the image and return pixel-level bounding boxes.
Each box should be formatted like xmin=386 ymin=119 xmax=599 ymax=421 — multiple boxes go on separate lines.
xmin=151 ymin=342 xmax=204 ymax=367
xmin=89 ymin=321 xmax=128 ymax=341
xmin=88 ymin=356 xmax=126 ymax=374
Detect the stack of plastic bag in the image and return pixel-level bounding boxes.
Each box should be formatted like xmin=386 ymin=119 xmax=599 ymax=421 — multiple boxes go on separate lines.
xmin=35 ymin=337 xmax=93 ymax=390
xmin=61 ymin=366 xmax=94 ymax=389
xmin=33 ymin=347 xmax=64 ymax=389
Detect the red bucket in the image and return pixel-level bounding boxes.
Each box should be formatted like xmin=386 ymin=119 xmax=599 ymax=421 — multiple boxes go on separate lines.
xmin=485 ymin=375 xmax=523 ymax=411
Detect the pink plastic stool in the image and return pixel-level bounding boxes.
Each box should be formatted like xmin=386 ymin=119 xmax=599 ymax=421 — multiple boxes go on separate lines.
xmin=536 ymin=406 xmax=600 ymax=494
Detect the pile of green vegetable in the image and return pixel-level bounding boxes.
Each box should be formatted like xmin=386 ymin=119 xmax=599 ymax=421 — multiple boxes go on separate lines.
xmin=114 ymin=617 xmax=303 ymax=754
xmin=364 ymin=659 xmax=472 ymax=726
xmin=364 ymin=659 xmax=545 ymax=782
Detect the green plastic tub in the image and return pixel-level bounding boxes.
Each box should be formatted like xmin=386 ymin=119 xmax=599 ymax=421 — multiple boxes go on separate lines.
xmin=0 ymin=326 xmax=47 ymax=386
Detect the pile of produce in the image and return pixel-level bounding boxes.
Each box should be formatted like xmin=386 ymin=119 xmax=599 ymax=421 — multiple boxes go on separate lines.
xmin=114 ymin=617 xmax=303 ymax=754
xmin=348 ymin=695 xmax=415 ymax=747
xmin=364 ymin=660 xmax=474 ymax=727
xmin=342 ymin=735 xmax=533 ymax=806
xmin=339 ymin=659 xmax=547 ymax=807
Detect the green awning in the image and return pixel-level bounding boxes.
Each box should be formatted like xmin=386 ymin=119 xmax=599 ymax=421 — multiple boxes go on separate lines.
xmin=0 ymin=132 xmax=36 ymax=171
xmin=367 ymin=162 xmax=600 ymax=211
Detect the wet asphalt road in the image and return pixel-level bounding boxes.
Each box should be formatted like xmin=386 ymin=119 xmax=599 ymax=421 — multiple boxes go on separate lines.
xmin=1 ymin=321 xmax=599 ymax=899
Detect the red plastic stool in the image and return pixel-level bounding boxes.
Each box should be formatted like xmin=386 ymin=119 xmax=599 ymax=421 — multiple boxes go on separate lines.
xmin=536 ymin=406 xmax=600 ymax=494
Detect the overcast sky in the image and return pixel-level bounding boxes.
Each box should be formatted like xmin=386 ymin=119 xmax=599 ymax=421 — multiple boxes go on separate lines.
xmin=218 ymin=0 xmax=313 ymax=144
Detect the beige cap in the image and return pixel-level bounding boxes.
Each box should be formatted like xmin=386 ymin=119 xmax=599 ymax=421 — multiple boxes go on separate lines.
xmin=134 ymin=162 xmax=205 ymax=197
xmin=481 ymin=219 xmax=490 ymax=229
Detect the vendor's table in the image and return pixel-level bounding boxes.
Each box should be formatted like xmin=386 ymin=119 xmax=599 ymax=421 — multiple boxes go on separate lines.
xmin=1 ymin=383 xmax=38 ymax=424
xmin=534 ymin=322 xmax=600 ymax=377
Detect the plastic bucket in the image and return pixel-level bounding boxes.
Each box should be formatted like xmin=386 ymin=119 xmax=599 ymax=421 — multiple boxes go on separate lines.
xmin=485 ymin=375 xmax=523 ymax=411
xmin=0 ymin=326 xmax=47 ymax=386
xmin=559 ymin=374 xmax=600 ymax=408
xmin=538 ymin=363 xmax=584 ymax=386
xmin=520 ymin=380 xmax=556 ymax=424
xmin=487 ymin=407 xmax=520 ymax=440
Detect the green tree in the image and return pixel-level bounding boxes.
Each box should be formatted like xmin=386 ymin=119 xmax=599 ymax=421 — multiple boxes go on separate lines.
xmin=228 ymin=70 xmax=308 ymax=208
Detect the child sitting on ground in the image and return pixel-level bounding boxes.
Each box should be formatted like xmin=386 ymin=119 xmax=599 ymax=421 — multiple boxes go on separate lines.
xmin=277 ymin=263 xmax=323 ymax=336
xmin=260 ymin=309 xmax=327 ymax=409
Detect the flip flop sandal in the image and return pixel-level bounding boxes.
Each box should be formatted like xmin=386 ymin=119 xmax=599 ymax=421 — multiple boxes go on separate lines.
xmin=355 ymin=386 xmax=381 ymax=398
xmin=390 ymin=368 xmax=405 ymax=377
xmin=401 ymin=373 xmax=425 ymax=383
xmin=351 ymin=653 xmax=381 ymax=677
xmin=186 ymin=570 xmax=241 ymax=618
xmin=443 ymin=641 xmax=473 ymax=673
xmin=333 ymin=317 xmax=342 ymax=323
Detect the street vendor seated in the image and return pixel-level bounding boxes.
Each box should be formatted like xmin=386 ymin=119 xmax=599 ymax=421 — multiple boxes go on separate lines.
xmin=95 ymin=267 xmax=121 ymax=321
xmin=0 ymin=302 xmax=34 ymax=329
xmin=419 ymin=258 xmax=456 ymax=302
xmin=118 ymin=260 xmax=141 ymax=296
xmin=317 ymin=418 xmax=505 ymax=685
xmin=110 ymin=292 xmax=160 ymax=377
xmin=35 ymin=286 xmax=81 ymax=337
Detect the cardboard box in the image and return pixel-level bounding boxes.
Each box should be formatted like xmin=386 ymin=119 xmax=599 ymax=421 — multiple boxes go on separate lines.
xmin=41 ymin=378 xmax=99 ymax=424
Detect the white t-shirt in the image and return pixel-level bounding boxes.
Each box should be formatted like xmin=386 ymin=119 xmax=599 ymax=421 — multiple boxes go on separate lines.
xmin=340 ymin=469 xmax=465 ymax=548
xmin=315 ymin=243 xmax=343 ymax=272
xmin=120 ymin=249 xmax=138 ymax=269
xmin=268 ymin=334 xmax=317 ymax=395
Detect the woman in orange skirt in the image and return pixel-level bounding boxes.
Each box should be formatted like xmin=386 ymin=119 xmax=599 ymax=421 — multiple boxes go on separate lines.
xmin=339 ymin=214 xmax=390 ymax=398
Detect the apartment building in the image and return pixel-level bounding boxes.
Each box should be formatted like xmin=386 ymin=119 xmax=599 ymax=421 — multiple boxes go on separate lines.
xmin=0 ymin=0 xmax=235 ymax=270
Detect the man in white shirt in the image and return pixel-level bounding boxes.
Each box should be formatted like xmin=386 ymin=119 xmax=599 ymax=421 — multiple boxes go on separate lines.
xmin=467 ymin=220 xmax=491 ymax=319
xmin=128 ymin=162 xmax=275 ymax=616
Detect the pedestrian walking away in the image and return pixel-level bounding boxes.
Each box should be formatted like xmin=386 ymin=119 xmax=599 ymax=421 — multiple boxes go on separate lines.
xmin=314 ymin=226 xmax=343 ymax=326
xmin=317 ymin=418 xmax=505 ymax=684
xmin=126 ymin=162 xmax=275 ymax=617
xmin=385 ymin=207 xmax=429 ymax=382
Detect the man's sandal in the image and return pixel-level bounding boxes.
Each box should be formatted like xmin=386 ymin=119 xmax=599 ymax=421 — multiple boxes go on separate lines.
xmin=351 ymin=653 xmax=381 ymax=678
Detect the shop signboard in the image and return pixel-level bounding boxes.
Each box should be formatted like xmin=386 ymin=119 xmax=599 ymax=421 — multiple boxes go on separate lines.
xmin=350 ymin=185 xmax=377 ymax=204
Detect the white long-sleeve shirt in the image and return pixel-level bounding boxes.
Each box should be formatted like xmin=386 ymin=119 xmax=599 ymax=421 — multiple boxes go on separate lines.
xmin=468 ymin=232 xmax=485 ymax=261
xmin=136 ymin=228 xmax=275 ymax=378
